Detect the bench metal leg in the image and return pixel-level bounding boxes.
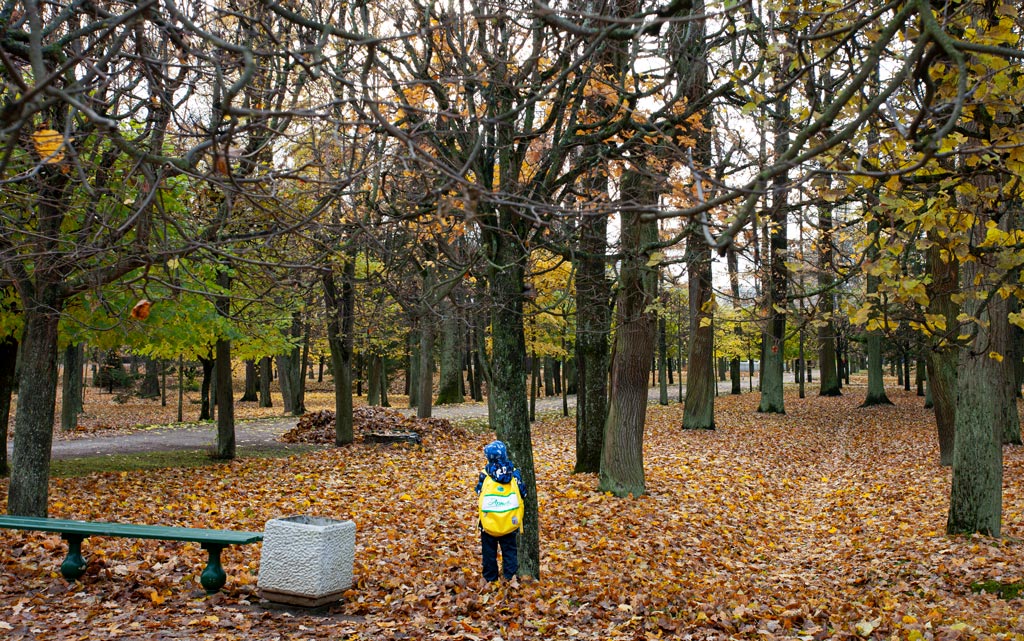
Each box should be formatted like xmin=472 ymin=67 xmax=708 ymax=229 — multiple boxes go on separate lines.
xmin=60 ymin=534 xmax=87 ymax=581
xmin=200 ymin=544 xmax=227 ymax=593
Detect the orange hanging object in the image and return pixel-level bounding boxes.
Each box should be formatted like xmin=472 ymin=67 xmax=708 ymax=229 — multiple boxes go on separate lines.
xmin=130 ymin=299 xmax=152 ymax=320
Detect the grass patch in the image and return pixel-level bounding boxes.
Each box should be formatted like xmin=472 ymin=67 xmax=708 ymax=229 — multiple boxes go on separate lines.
xmin=50 ymin=444 xmax=321 ymax=478
xmin=971 ymin=580 xmax=1024 ymax=600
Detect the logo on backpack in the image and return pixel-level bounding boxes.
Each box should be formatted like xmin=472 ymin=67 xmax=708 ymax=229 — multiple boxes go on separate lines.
xmin=478 ymin=475 xmax=524 ymax=536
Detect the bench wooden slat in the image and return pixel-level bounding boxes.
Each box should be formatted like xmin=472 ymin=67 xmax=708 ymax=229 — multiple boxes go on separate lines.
xmin=0 ymin=515 xmax=263 ymax=593
xmin=0 ymin=516 xmax=262 ymax=545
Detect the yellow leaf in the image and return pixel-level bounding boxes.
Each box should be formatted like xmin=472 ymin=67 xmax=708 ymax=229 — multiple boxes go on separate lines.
xmin=400 ymin=493 xmax=412 ymax=501
xmin=989 ymin=351 xmax=1003 ymax=362
xmin=32 ymin=128 xmax=66 ymax=163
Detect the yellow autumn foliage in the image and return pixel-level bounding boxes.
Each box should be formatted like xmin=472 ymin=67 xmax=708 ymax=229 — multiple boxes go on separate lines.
xmin=31 ymin=128 xmax=66 ymax=163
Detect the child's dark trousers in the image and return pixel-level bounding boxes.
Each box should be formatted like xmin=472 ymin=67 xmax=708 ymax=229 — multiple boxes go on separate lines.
xmin=481 ymin=530 xmax=518 ymax=581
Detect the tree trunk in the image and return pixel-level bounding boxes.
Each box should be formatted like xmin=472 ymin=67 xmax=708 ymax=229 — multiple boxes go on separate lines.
xmin=240 ymin=360 xmax=259 ymax=402
xmin=573 ymin=208 xmax=611 ymax=474
xmin=277 ymin=313 xmax=305 ymax=416
xmin=925 ymin=237 xmax=954 ymax=460
xmin=0 ymin=333 xmax=19 ymax=477
xmin=177 ymin=355 xmax=185 ymax=422
xmin=417 ymin=316 xmax=435 ymax=419
xmin=139 ymin=356 xmax=160 ymax=399
xmin=8 ymin=295 xmax=63 ymax=516
xmin=915 ymin=356 xmax=925 ymax=396
xmin=258 ymin=356 xmax=273 ymax=408
xmin=530 ymin=353 xmax=538 ymax=422
xmin=947 ymin=193 xmax=1007 ymax=535
xmin=368 ymin=354 xmax=385 ymax=403
xmin=758 ymin=59 xmax=790 ymax=414
xmin=324 ymin=264 xmax=355 ymax=445
xmin=379 ymin=358 xmax=390 ymax=408
xmin=436 ymin=304 xmax=464 ymax=404
xmin=484 ymin=211 xmax=538 ymax=578
xmin=214 ymin=339 xmax=235 ymax=459
xmin=599 ymin=168 xmax=658 ymax=496
xmin=658 ymin=312 xmax=669 ymax=406
xmin=61 ymin=343 xmax=84 ymax=431
xmin=683 ymin=220 xmax=715 ymax=429
xmin=408 ymin=327 xmax=420 ymax=408
xmin=197 ymin=355 xmax=214 ymax=420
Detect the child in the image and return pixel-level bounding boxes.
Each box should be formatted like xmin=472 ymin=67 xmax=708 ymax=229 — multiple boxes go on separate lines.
xmin=474 ymin=440 xmax=525 ymax=582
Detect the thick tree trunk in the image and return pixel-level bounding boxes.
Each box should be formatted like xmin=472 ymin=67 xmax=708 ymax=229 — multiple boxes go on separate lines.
xmin=258 ymin=356 xmax=273 ymax=408
xmin=240 ymin=360 xmax=259 ymax=402
xmin=924 ymin=238 xmax=958 ymax=467
xmin=407 ymin=327 xmax=420 ymax=409
xmin=948 ymin=340 xmax=1004 ymax=536
xmin=485 ymin=216 xmax=537 ymax=579
xmin=199 ymin=355 xmax=215 ymax=420
xmin=61 ymin=343 xmax=84 ymax=431
xmin=947 ymin=200 xmax=1006 ymax=535
xmin=758 ymin=69 xmax=790 ymax=414
xmin=574 ymin=208 xmax=611 ymax=474
xmin=599 ymin=168 xmax=658 ymax=496
xmin=214 ymin=338 xmax=235 ymax=459
xmin=278 ymin=313 xmax=305 ymax=416
xmin=683 ymin=222 xmax=715 ymax=429
xmin=417 ymin=318 xmax=435 ymax=419
xmin=324 ymin=266 xmax=355 ymax=445
xmin=379 ymin=358 xmax=390 ymax=408
xmin=367 ymin=354 xmax=382 ymax=406
xmin=529 ymin=354 xmax=538 ymax=422
xmin=436 ymin=305 xmax=464 ymax=404
xmin=8 ymin=296 xmax=63 ymax=516
xmin=139 ymin=356 xmax=160 ymax=399
xmin=0 ymin=333 xmax=16 ymax=477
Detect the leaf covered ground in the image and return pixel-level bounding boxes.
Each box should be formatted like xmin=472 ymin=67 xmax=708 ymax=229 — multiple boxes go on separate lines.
xmin=2 ymin=388 xmax=1023 ymax=640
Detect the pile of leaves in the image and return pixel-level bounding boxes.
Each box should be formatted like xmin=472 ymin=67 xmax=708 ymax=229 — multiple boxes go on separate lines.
xmin=280 ymin=406 xmax=468 ymax=445
xmin=2 ymin=389 xmax=1023 ymax=640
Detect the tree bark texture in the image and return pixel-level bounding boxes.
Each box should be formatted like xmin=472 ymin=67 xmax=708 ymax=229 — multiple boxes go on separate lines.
xmin=436 ymin=304 xmax=464 ymax=404
xmin=947 ymin=203 xmax=1005 ymax=536
xmin=0 ymin=333 xmax=16 ymax=477
xmin=258 ymin=356 xmax=273 ymax=408
xmin=599 ymin=168 xmax=658 ymax=497
xmin=684 ymin=222 xmax=715 ymax=429
xmin=240 ymin=360 xmax=259 ymax=402
xmin=139 ymin=356 xmax=160 ymax=399
xmin=574 ymin=209 xmax=611 ymax=474
xmin=198 ymin=355 xmax=215 ymax=420
xmin=61 ymin=343 xmax=84 ymax=432
xmin=323 ymin=266 xmax=355 ymax=446
xmin=925 ymin=240 xmax=958 ymax=464
xmin=484 ymin=212 xmax=538 ymax=579
xmin=417 ymin=317 xmax=435 ymax=419
xmin=408 ymin=327 xmax=420 ymax=409
xmin=8 ymin=294 xmax=63 ymax=516
xmin=758 ymin=58 xmax=790 ymax=414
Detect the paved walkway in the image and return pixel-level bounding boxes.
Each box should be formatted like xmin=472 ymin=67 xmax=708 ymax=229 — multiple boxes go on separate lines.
xmin=11 ymin=377 xmax=765 ymax=461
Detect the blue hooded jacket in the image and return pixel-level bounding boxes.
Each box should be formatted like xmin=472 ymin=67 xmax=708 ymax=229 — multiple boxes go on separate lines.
xmin=475 ymin=440 xmax=525 ymax=497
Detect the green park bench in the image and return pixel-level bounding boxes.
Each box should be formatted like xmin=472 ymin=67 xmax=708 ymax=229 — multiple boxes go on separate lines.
xmin=0 ymin=516 xmax=263 ymax=593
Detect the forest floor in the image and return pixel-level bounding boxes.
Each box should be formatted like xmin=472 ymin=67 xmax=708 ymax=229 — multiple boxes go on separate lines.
xmin=2 ymin=381 xmax=1023 ymax=640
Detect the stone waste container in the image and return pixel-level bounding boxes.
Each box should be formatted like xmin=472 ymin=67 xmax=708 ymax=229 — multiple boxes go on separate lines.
xmin=257 ymin=516 xmax=356 ymax=608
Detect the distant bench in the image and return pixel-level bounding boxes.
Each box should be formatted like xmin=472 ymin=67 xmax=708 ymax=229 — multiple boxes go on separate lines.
xmin=0 ymin=516 xmax=263 ymax=593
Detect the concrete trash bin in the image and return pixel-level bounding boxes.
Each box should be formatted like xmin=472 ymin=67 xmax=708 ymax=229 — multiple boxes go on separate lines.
xmin=257 ymin=516 xmax=356 ymax=607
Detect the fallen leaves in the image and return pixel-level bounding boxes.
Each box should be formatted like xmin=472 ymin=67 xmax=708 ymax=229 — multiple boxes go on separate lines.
xmin=1 ymin=388 xmax=1023 ymax=640
xmin=280 ymin=406 xmax=468 ymax=445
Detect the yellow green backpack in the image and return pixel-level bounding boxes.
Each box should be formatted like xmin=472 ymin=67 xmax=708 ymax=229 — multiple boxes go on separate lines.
xmin=478 ymin=473 xmax=524 ymax=536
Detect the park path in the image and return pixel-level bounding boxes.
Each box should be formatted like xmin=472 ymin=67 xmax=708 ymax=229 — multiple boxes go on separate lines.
xmin=14 ymin=377 xmax=762 ymax=461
